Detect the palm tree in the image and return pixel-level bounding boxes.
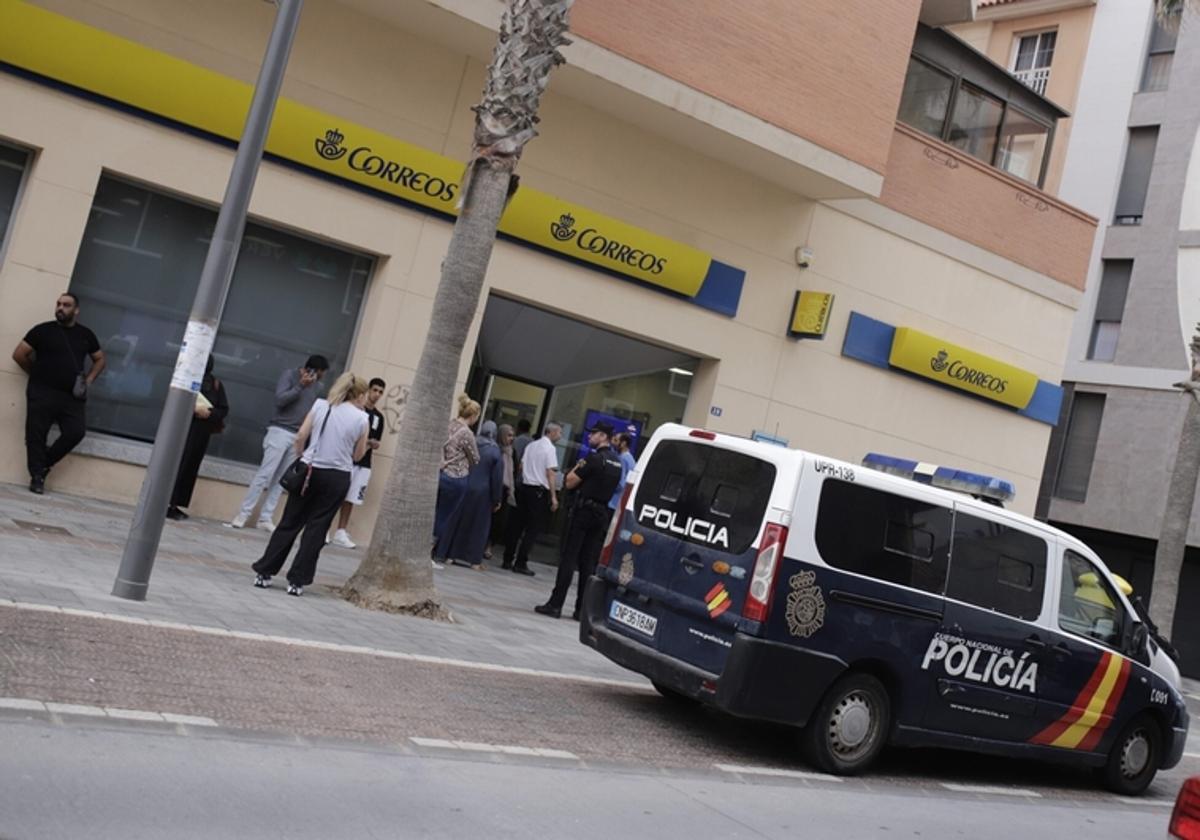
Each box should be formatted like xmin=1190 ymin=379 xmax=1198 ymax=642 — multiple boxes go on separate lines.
xmin=342 ymin=0 xmax=573 ymax=615
xmin=1150 ymin=328 xmax=1200 ymax=635
xmin=1147 ymin=0 xmax=1193 ymax=637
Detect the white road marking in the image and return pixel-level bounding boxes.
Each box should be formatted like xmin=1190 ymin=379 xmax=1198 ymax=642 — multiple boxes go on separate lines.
xmin=714 ymin=763 xmax=844 ymax=783
xmin=1184 ymin=751 xmax=1200 ymax=759
xmin=409 ymin=737 xmax=578 ymax=760
xmin=1115 ymin=797 xmax=1174 ymax=808
xmin=1 ymin=697 xmax=215 ymax=726
xmin=1 ymin=601 xmax=649 ymax=692
xmin=941 ymin=783 xmax=1041 ymax=798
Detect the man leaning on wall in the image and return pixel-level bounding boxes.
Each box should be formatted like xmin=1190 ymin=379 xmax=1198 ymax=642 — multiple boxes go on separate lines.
xmin=227 ymin=354 xmax=328 ymax=532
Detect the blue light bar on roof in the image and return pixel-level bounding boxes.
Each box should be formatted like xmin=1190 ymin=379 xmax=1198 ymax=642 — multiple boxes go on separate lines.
xmin=861 ymin=453 xmax=1016 ymax=503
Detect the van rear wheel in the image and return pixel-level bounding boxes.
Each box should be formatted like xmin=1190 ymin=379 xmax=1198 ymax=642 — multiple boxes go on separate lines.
xmin=801 ymin=673 xmax=890 ymax=775
xmin=1100 ymin=714 xmax=1160 ymax=796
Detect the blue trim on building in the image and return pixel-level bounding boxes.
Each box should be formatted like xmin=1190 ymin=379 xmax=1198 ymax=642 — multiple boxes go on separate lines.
xmin=691 ymin=261 xmax=745 ymax=317
xmin=841 ymin=310 xmax=1061 ymax=426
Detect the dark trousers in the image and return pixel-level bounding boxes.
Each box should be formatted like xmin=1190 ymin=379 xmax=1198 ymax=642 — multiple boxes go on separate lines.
xmin=504 ymin=484 xmax=550 ymax=569
xmin=547 ymin=502 xmax=611 ymax=613
xmin=25 ymin=387 xmax=86 ymax=479
xmin=252 ymin=467 xmax=350 ymax=587
xmin=170 ymin=422 xmax=212 ymax=509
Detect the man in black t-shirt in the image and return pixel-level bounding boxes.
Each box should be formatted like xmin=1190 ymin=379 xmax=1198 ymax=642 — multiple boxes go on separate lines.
xmin=11 ymin=292 xmax=105 ymax=494
xmin=329 ymin=377 xmax=386 ymax=549
xmin=535 ymin=420 xmax=624 ymax=620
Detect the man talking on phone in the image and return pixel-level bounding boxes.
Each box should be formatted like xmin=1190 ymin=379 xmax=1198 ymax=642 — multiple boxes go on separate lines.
xmin=227 ymin=354 xmax=328 ymax=532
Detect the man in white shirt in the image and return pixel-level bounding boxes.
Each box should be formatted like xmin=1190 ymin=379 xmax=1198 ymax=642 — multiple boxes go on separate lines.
xmin=502 ymin=421 xmax=562 ymax=576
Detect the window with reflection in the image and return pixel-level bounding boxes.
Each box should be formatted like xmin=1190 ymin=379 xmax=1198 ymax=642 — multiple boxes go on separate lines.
xmin=947 ymin=84 xmax=1004 ymax=164
xmin=996 ymin=106 xmax=1050 ymax=183
xmin=68 ymin=176 xmax=372 ymax=465
xmin=898 ymin=58 xmax=955 ymax=138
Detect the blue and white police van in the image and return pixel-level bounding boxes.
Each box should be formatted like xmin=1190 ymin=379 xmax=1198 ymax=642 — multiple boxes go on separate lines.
xmin=581 ymin=424 xmax=1189 ymax=794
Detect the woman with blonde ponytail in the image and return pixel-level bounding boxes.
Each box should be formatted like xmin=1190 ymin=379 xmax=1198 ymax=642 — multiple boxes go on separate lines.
xmin=252 ymin=371 xmax=370 ymax=596
xmin=431 ymin=393 xmax=480 ymax=568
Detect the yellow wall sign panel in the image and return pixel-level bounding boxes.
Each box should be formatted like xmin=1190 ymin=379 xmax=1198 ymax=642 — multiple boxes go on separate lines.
xmin=0 ymin=0 xmax=712 ymax=299
xmin=888 ymin=327 xmax=1039 ymax=410
xmin=788 ymin=291 xmax=834 ymax=338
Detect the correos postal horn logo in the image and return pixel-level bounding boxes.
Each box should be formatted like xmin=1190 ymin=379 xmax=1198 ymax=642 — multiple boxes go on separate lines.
xmin=930 ymin=349 xmax=1008 ymax=395
xmin=550 ymin=211 xmax=668 ymax=276
xmin=313 ymin=128 xmax=457 ymax=203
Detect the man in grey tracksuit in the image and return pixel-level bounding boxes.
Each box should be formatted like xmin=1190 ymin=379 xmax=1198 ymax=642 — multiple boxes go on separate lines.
xmin=227 ymin=355 xmax=329 ymax=532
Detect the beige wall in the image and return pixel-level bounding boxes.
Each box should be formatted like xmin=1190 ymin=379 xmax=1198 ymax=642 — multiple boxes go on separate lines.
xmin=948 ymin=5 xmax=1097 ymax=196
xmin=0 ymin=0 xmax=1080 ymax=526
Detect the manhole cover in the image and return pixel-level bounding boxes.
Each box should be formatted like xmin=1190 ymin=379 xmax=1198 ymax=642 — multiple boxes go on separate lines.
xmin=11 ymin=519 xmax=73 ymax=537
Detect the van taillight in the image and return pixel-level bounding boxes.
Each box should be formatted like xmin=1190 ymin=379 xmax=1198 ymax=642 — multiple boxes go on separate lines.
xmin=1171 ymin=777 xmax=1200 ymax=839
xmin=598 ymin=483 xmax=635 ymax=568
xmin=743 ymin=522 xmax=787 ymax=623
xmin=689 ymin=429 xmax=716 ymax=440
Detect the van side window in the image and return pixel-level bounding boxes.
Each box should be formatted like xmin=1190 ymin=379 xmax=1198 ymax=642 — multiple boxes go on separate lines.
xmin=1059 ymin=550 xmax=1127 ymax=649
xmin=633 ymin=441 xmax=776 ymax=555
xmin=946 ymin=514 xmax=1046 ymax=620
xmin=815 ymin=480 xmax=951 ymax=594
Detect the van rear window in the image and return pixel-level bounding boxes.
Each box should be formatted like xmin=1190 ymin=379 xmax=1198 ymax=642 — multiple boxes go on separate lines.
xmin=633 ymin=441 xmax=776 ymax=554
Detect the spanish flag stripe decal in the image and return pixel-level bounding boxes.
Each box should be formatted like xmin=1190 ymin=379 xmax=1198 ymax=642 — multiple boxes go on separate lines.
xmin=708 ymin=590 xmax=730 ymax=611
xmin=1049 ymin=653 xmax=1125 ymax=749
xmin=1076 ymin=657 xmax=1132 ymax=752
xmin=1030 ymin=652 xmax=1112 ymax=746
xmin=710 ymin=599 xmax=732 ymax=618
xmin=705 ymin=583 xmax=725 ymax=602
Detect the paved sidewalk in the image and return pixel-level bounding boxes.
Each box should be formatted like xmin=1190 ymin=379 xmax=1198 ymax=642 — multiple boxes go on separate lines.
xmin=0 ymin=482 xmax=640 ymax=685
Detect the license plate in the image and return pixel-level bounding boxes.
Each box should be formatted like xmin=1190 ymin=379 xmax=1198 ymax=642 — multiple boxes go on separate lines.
xmin=609 ymin=600 xmax=657 ymax=637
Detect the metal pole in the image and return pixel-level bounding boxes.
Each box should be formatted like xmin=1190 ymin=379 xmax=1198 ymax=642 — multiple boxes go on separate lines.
xmin=113 ymin=0 xmax=305 ymax=600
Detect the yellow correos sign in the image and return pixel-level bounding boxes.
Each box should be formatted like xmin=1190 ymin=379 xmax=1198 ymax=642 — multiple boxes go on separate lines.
xmin=0 ymin=0 xmax=712 ymax=298
xmin=788 ymin=291 xmax=834 ymax=338
xmin=888 ymin=327 xmax=1039 ymax=410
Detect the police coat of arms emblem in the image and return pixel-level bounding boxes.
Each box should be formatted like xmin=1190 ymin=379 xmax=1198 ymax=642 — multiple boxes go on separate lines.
xmin=785 ymin=571 xmax=825 ymax=638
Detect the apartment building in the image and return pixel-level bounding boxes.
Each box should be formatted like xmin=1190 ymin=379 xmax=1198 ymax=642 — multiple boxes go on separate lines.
xmin=0 ymin=0 xmax=1095 ymax=553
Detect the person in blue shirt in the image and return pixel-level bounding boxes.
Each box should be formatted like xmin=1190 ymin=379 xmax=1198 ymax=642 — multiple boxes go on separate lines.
xmin=608 ymin=431 xmax=637 ymax=513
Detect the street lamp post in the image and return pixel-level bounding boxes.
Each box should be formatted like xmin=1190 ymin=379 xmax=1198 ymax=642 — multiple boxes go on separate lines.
xmin=112 ymin=0 xmax=305 ymax=600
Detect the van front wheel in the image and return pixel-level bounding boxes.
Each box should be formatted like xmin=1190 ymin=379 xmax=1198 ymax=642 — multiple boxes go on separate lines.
xmin=801 ymin=673 xmax=890 ymax=775
xmin=1100 ymin=715 xmax=1160 ymax=796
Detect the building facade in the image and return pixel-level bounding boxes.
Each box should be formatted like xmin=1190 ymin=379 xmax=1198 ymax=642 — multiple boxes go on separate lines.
xmin=0 ymin=1 xmax=1094 ymax=555
xmin=1037 ymin=0 xmax=1200 ymax=676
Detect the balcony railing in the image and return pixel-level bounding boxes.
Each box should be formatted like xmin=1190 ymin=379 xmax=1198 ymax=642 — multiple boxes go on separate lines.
xmin=1013 ymin=66 xmax=1050 ymax=96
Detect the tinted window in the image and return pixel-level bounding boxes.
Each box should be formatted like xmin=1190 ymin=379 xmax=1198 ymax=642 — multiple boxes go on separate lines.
xmin=946 ymin=513 xmax=1046 ymax=620
xmin=0 ymin=142 xmax=30 ymax=256
xmin=633 ymin=441 xmax=775 ymax=555
xmin=898 ymin=57 xmax=954 ymax=137
xmin=1059 ymin=550 xmax=1127 ymax=649
xmin=70 ymin=177 xmax=372 ymax=465
xmin=815 ymin=480 xmax=951 ymax=595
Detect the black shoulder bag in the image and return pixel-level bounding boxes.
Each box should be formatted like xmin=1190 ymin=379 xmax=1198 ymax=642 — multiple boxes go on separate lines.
xmin=280 ymin=403 xmax=332 ymax=496
xmin=60 ymin=328 xmax=88 ymax=400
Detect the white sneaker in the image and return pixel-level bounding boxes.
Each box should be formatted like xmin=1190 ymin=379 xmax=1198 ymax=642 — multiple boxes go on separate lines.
xmin=225 ymin=515 xmax=248 ymax=529
xmin=256 ymin=520 xmax=276 ymax=534
xmin=331 ymin=529 xmax=356 ymax=549
xmin=432 ymin=560 xmax=445 ymax=570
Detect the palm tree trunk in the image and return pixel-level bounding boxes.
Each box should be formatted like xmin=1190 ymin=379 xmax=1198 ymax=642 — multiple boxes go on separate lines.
xmin=1149 ymin=386 xmax=1200 ymax=636
xmin=343 ymin=0 xmax=572 ymax=616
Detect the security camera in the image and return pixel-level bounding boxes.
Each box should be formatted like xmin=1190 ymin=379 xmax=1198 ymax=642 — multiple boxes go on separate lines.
xmin=795 ymin=246 xmax=814 ymax=269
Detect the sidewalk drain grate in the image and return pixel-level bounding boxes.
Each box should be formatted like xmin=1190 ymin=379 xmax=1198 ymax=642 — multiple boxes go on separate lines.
xmin=11 ymin=520 xmax=73 ymax=537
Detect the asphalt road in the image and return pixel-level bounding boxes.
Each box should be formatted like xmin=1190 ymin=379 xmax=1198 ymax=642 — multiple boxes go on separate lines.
xmin=0 ymin=608 xmax=1195 ymax=838
xmin=0 ymin=718 xmax=1176 ymax=840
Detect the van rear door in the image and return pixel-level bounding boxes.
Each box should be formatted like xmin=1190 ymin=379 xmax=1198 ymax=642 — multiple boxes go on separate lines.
xmin=608 ymin=437 xmax=778 ymax=675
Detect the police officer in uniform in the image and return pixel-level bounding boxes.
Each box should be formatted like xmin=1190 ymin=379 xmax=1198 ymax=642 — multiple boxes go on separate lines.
xmin=535 ymin=420 xmax=624 ymax=620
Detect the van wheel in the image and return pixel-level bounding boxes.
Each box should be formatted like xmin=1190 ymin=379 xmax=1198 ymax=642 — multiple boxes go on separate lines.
xmin=1101 ymin=715 xmax=1160 ymax=796
xmin=652 ymin=681 xmax=696 ymax=705
xmin=801 ymin=673 xmax=890 ymax=775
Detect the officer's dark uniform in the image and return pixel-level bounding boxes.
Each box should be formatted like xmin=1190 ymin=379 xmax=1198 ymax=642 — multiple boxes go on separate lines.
xmin=541 ymin=439 xmax=623 ymax=618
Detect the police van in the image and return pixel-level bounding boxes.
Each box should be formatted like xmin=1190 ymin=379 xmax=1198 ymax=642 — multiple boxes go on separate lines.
xmin=580 ymin=424 xmax=1189 ymax=795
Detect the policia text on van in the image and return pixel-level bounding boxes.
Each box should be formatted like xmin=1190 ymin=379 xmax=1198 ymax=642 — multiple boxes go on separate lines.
xmin=580 ymin=425 xmax=1189 ymax=795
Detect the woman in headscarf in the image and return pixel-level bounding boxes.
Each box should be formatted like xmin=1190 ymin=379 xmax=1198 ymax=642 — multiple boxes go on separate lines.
xmin=167 ymin=355 xmax=229 ymax=520
xmin=435 ymin=419 xmax=504 ymax=570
